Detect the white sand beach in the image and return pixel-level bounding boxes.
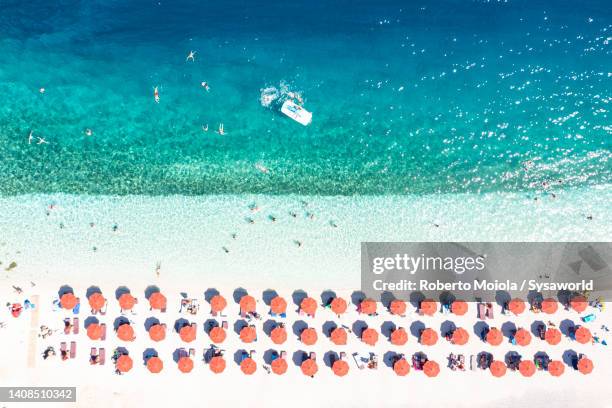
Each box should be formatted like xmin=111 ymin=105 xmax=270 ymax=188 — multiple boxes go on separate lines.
xmin=0 ymin=190 xmax=611 ymax=408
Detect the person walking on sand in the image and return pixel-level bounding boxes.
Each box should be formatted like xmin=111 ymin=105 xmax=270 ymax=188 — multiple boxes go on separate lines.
xmin=186 ymin=50 xmax=196 ymax=62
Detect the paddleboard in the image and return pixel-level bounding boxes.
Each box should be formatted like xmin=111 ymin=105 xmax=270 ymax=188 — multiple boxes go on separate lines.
xmin=281 ymin=100 xmax=312 ymax=126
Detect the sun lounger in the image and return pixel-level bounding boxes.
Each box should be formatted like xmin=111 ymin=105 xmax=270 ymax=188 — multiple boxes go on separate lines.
xmin=339 ymin=352 xmax=347 ymax=360
xmin=60 ymin=342 xmax=68 ymax=360
xmin=70 ymin=341 xmax=76 ymax=359
xmin=280 ymin=351 xmax=287 ymax=359
xmin=486 ymin=303 xmax=494 ymax=319
xmin=221 ymin=321 xmax=228 ymax=330
xmin=470 ymin=355 xmax=477 ymax=370
xmin=478 ymin=303 xmax=486 ymax=320
xmin=189 ymin=348 xmax=195 ymax=358
xmin=100 ymin=323 xmax=107 ymax=341
xmin=250 ymin=350 xmax=257 ymax=359
xmin=309 ymin=352 xmax=316 ymax=361
xmin=73 ymin=318 xmax=79 ymax=334
xmin=98 ymin=348 xmax=105 ymax=365
xmin=352 ymin=352 xmax=365 ymax=370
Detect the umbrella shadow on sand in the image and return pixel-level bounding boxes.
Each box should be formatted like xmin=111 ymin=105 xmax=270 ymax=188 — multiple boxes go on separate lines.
xmin=473 ymin=322 xmax=490 ymax=339
xmin=495 ymin=291 xmax=511 ymax=308
xmin=530 ymin=320 xmax=545 ymax=337
xmin=113 ymin=316 xmax=130 ymax=331
xmin=350 ymin=291 xmax=367 ymax=307
xmin=352 ymin=320 xmax=368 ymax=338
xmin=233 ymin=319 xmax=248 ymax=335
xmin=84 ymin=316 xmax=99 ymax=329
xmin=440 ymin=320 xmax=456 ymax=337
xmin=58 ymin=285 xmax=74 ymax=298
xmin=324 ymin=351 xmax=340 ymax=368
xmin=381 ymin=321 xmax=396 ymax=338
xmin=292 ymin=351 xmax=308 ymax=367
xmin=115 ymin=286 xmax=131 ymax=300
xmin=409 ymin=292 xmax=426 ymax=309
xmin=233 ymin=349 xmax=248 ymax=365
xmin=562 ymin=349 xmax=578 ymax=367
xmin=142 ymin=348 xmax=158 ymax=364
xmin=322 ymin=321 xmax=338 ymax=337
xmin=383 ymin=351 xmax=400 ymax=368
xmin=559 ymin=319 xmax=576 ymax=336
xmin=144 ymin=285 xmax=160 ymax=300
xmin=262 ymin=290 xmax=279 ymax=306
xmin=263 ymin=319 xmax=278 ymax=336
xmin=410 ymin=321 xmax=426 ymax=338
xmin=144 ymin=317 xmax=160 ymax=331
xmin=232 ymin=288 xmax=248 ymax=304
xmin=204 ymin=288 xmax=220 ymax=303
xmin=320 ymin=290 xmax=337 ymax=306
xmin=291 ymin=290 xmax=308 ymax=308
xmin=501 ymin=321 xmax=517 ymax=339
xmin=204 ymin=319 xmax=219 ymax=334
xmin=86 ymin=286 xmax=102 ymax=298
xmin=292 ymin=321 xmax=309 ymax=337
xmin=263 ymin=349 xmax=280 ymax=364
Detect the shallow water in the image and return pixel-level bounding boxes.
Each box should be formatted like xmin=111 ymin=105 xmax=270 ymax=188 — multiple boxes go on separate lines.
xmin=0 ymin=0 xmax=610 ymax=195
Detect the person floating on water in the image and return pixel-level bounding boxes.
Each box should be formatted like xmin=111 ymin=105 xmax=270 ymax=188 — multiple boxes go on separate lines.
xmin=154 ymin=86 xmax=160 ymax=103
xmin=201 ymin=82 xmax=210 ymax=92
xmin=28 ymin=130 xmax=34 ymax=144
xmin=216 ymin=123 xmax=226 ymax=135
xmin=37 ymin=137 xmax=48 ymax=144
xmin=202 ymin=124 xmax=209 ymax=132
xmin=84 ymin=128 xmax=93 ymax=137
xmin=186 ymin=50 xmax=196 ymax=62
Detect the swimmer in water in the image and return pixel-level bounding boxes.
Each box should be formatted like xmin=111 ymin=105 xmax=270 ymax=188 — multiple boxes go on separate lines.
xmin=186 ymin=50 xmax=196 ymax=62
xmin=255 ymin=163 xmax=269 ymax=174
xmin=216 ymin=123 xmax=226 ymax=135
xmin=28 ymin=131 xmax=34 ymax=144
xmin=202 ymin=124 xmax=209 ymax=132
xmin=85 ymin=128 xmax=93 ymax=137
xmin=201 ymin=82 xmax=210 ymax=92
xmin=154 ymin=86 xmax=160 ymax=103
xmin=36 ymin=137 xmax=48 ymax=144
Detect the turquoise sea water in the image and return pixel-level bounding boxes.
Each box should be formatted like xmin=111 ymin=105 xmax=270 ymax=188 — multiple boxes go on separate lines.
xmin=0 ymin=0 xmax=610 ymax=195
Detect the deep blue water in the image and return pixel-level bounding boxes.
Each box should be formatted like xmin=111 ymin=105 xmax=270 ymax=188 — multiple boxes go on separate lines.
xmin=0 ymin=0 xmax=610 ymax=195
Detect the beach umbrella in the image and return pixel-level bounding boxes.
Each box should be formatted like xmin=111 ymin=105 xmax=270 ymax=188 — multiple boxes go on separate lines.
xmin=545 ymin=328 xmax=561 ymax=345
xmin=390 ymin=328 xmax=408 ymax=346
xmin=509 ymin=299 xmax=526 ymax=315
xmin=574 ymin=327 xmax=592 ymax=344
xmin=87 ymin=323 xmax=103 ymax=340
xmin=548 ymin=360 xmax=565 ymax=377
xmin=178 ymin=357 xmax=194 ymax=373
xmin=451 ymin=300 xmax=468 ymax=316
xmin=271 ymin=358 xmax=288 ymax=375
xmin=490 ymin=360 xmax=507 ymax=377
xmin=332 ymin=360 xmax=349 ymax=377
xmin=486 ymin=328 xmax=503 ymax=346
xmin=209 ymin=326 xmax=226 ymax=344
xmin=270 ymin=296 xmax=287 ymax=315
xmin=541 ymin=298 xmax=558 ymax=314
xmin=393 ymin=359 xmax=410 ymax=376
xmin=300 ymin=297 xmax=317 ymax=316
xmin=451 ymin=328 xmax=469 ymax=345
xmin=420 ymin=300 xmax=437 ymax=316
xmin=389 ymin=300 xmax=406 ymax=315
xmin=361 ymin=328 xmax=379 ymax=346
xmin=300 ymin=328 xmax=318 ymax=345
xmin=116 ymin=355 xmax=133 ymax=373
xmin=119 ymin=293 xmax=136 ymax=310
xmin=577 ymin=357 xmax=593 ymax=374
xmin=270 ymin=326 xmax=287 ymax=344
xmin=359 ymin=299 xmax=377 ymax=315
xmin=149 ymin=324 xmax=166 ymax=342
xmin=331 ymin=297 xmax=347 ymax=315
xmin=117 ymin=323 xmax=135 ymax=341
xmin=147 ymin=357 xmax=163 ymax=373
xmin=301 ymin=359 xmax=318 ymax=376
xmin=515 ymin=329 xmax=532 ymax=346
xmin=240 ymin=358 xmax=257 ymax=375
xmin=179 ymin=325 xmax=196 ymax=343
xmin=209 ymin=356 xmax=226 ymax=374
xmin=149 ymin=292 xmax=166 ymax=311
xmin=210 ymin=295 xmax=227 ymax=313
xmin=570 ymin=295 xmax=587 ymax=313
xmin=239 ymin=326 xmax=257 ymax=343
xmin=239 ymin=295 xmax=256 ymax=313
xmin=60 ymin=293 xmax=78 ymax=310
xmin=88 ymin=293 xmax=105 ymax=311
xmin=330 ymin=327 xmax=348 ymax=345
xmin=420 ymin=328 xmax=438 ymax=346
xmin=423 ymin=360 xmax=440 ymax=377
xmin=519 ymin=360 xmax=536 ymax=377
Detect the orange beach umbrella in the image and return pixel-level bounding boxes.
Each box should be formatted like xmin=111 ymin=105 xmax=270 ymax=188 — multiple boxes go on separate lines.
xmin=88 ymin=293 xmax=105 ymax=311
xmin=178 ymin=357 xmax=194 ymax=373
xmin=519 ymin=360 xmax=536 ymax=377
xmin=209 ymin=356 xmax=226 ymax=374
xmin=240 ymin=357 xmax=257 ymax=375
xmin=271 ymin=358 xmax=288 ymax=375
xmin=87 ymin=323 xmax=103 ymax=340
xmin=117 ymin=323 xmax=135 ymax=341
xmin=391 ymin=327 xmax=408 ymax=346
xmin=147 ymin=357 xmax=163 ymax=373
xmin=545 ymin=328 xmax=562 ymax=345
xmin=301 ymin=359 xmax=318 ymax=376
xmin=300 ymin=297 xmax=317 ymax=316
xmin=300 ymin=328 xmax=318 ymax=345
xmin=119 ymin=293 xmax=136 ymax=310
xmin=330 ymin=327 xmax=347 ymax=345
xmin=359 ymin=299 xmax=377 ymax=315
xmin=577 ymin=357 xmax=593 ymax=374
xmin=420 ymin=328 xmax=438 ymax=346
xmin=116 ymin=355 xmax=133 ymax=373
xmin=240 ymin=326 xmax=257 ymax=343
xmin=548 ymin=360 xmax=565 ymax=376
xmin=451 ymin=300 xmax=468 ymax=316
xmin=451 ymin=328 xmax=469 ymax=345
xmin=149 ymin=292 xmax=167 ymax=310
xmin=393 ymin=358 xmax=410 ymax=376
xmin=149 ymin=324 xmax=166 ymax=342
xmin=509 ymin=298 xmax=526 ymax=315
xmin=210 ymin=295 xmax=227 ymax=313
xmin=270 ymin=326 xmax=287 ymax=344
xmin=423 ymin=360 xmax=440 ymax=377
xmin=389 ymin=300 xmax=406 ymax=315
xmin=179 ymin=325 xmax=196 ymax=343
xmin=239 ymin=295 xmax=256 ymax=313
xmin=515 ymin=329 xmax=532 ymax=346
xmin=332 ymin=360 xmax=349 ymax=377
xmin=60 ymin=293 xmax=78 ymax=310
xmin=570 ymin=296 xmax=587 ymax=313
xmin=209 ymin=326 xmax=226 ymax=344
xmin=541 ymin=298 xmax=558 ymax=314
xmin=486 ymin=328 xmax=503 ymax=346
xmin=270 ymin=296 xmax=287 ymax=315
xmin=490 ymin=360 xmax=507 ymax=377
xmin=420 ymin=300 xmax=437 ymax=316
xmin=361 ymin=328 xmax=379 ymax=346
xmin=575 ymin=327 xmax=592 ymax=344
xmin=331 ymin=297 xmax=347 ymax=315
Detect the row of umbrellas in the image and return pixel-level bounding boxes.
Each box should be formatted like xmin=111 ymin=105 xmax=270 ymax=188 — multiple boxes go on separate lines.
xmin=84 ymin=319 xmax=593 ymax=347
xmin=58 ymin=287 xmax=591 ymax=316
